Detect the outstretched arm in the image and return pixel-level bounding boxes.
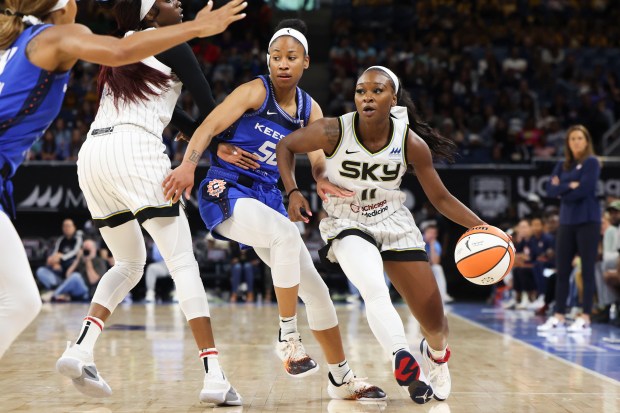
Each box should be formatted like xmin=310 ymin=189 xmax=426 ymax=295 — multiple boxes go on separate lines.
xmin=407 ymin=131 xmax=484 ymax=229
xmin=32 ymin=0 xmax=247 ymax=71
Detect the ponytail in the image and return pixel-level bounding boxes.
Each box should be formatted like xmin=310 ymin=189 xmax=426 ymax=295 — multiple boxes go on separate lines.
xmin=0 ymin=0 xmax=56 ymax=50
xmin=397 ymin=87 xmax=457 ymax=163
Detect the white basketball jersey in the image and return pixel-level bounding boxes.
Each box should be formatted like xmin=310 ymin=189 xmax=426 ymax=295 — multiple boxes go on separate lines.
xmin=88 ymin=30 xmax=182 ymax=139
xmin=324 ymin=111 xmax=409 ymax=225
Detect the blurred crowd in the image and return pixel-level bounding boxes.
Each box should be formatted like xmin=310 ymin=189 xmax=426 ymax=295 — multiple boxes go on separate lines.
xmin=24 ymin=1 xmax=620 ymax=164
xmin=328 ymin=0 xmax=620 ymax=162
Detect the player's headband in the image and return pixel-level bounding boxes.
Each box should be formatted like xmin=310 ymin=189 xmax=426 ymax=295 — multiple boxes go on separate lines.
xmin=50 ymin=0 xmax=69 ymax=12
xmin=365 ymin=66 xmax=399 ymax=94
xmin=140 ymin=0 xmax=156 ymax=20
xmin=268 ymin=28 xmax=308 ymax=55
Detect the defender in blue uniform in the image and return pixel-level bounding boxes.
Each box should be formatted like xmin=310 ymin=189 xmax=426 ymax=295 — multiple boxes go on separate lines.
xmin=0 ymin=0 xmax=247 ymax=362
xmin=164 ymin=19 xmax=386 ymax=401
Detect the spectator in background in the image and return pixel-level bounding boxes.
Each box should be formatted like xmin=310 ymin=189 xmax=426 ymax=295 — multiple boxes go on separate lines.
xmin=44 ymin=240 xmax=105 ymax=302
xmin=144 ymin=244 xmax=172 ymax=304
xmin=53 ymin=118 xmax=72 ymax=160
xmin=539 ymin=125 xmax=601 ymax=333
xmin=229 ymin=244 xmax=260 ymax=303
xmin=40 ymin=130 xmax=58 ymax=161
xmin=528 ymin=216 xmax=555 ymax=311
xmin=594 ymin=201 xmax=620 ymax=322
xmin=36 ymin=219 xmax=83 ymax=292
xmin=422 ymin=222 xmax=453 ymax=304
xmin=507 ymin=219 xmax=537 ymax=310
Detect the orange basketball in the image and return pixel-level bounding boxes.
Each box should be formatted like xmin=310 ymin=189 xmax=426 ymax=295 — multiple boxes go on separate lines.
xmin=454 ymin=225 xmax=514 ymax=285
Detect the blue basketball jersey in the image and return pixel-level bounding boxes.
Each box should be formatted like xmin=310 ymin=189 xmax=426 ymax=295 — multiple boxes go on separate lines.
xmin=208 ymin=75 xmax=312 ymax=186
xmin=0 ymin=25 xmax=70 ymax=179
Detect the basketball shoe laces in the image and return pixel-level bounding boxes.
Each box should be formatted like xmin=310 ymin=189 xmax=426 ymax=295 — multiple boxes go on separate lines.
xmin=283 ymin=333 xmax=309 ymax=363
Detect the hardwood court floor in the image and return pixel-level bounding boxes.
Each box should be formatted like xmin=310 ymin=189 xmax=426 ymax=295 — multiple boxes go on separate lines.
xmin=0 ymin=303 xmax=618 ymax=413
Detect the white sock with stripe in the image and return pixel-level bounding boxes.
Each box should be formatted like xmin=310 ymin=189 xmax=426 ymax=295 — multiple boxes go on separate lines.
xmin=75 ymin=316 xmax=104 ymax=353
xmin=279 ymin=315 xmax=298 ymax=337
xmin=200 ymin=348 xmax=221 ymax=376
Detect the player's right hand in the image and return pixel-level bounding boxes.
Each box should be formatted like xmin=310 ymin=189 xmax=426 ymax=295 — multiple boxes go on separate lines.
xmin=217 ymin=142 xmax=260 ymax=170
xmin=316 ymin=178 xmax=355 ymax=204
xmin=194 ymin=0 xmax=247 ymax=38
xmin=288 ymin=191 xmax=312 ymax=224
xmin=163 ymin=162 xmax=195 ymax=203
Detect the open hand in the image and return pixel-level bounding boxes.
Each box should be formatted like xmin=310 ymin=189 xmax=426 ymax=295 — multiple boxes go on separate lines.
xmin=316 ymin=178 xmax=355 ymax=203
xmin=218 ymin=142 xmax=260 ymax=170
xmin=195 ymin=0 xmax=247 ymax=38
xmin=163 ymin=163 xmax=196 ymax=203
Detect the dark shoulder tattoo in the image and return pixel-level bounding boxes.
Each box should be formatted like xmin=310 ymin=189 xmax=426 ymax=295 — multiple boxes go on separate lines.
xmin=323 ymin=118 xmax=341 ymax=148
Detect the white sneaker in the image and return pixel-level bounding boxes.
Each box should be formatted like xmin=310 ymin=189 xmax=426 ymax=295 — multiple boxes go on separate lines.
xmin=567 ymin=318 xmax=592 ymax=334
xmin=200 ymin=369 xmax=242 ymax=406
xmin=502 ymin=298 xmax=517 ymax=310
xmin=275 ymin=330 xmax=319 ymax=377
xmin=515 ymin=294 xmax=531 ymax=310
xmin=56 ymin=342 xmax=112 ymax=398
xmin=392 ymin=349 xmax=433 ymax=404
xmin=145 ymin=290 xmax=155 ymax=303
xmin=327 ymin=370 xmax=386 ymax=401
xmin=420 ymin=339 xmax=451 ymax=401
xmin=537 ymin=316 xmax=566 ymax=332
xmin=527 ymin=295 xmax=545 ymax=310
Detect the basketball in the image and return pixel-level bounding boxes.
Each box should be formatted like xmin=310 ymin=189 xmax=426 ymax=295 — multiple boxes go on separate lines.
xmin=454 ymin=225 xmax=514 ymax=285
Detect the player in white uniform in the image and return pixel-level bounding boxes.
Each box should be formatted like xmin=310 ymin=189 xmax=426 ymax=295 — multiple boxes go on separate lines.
xmin=55 ymin=0 xmax=245 ymax=405
xmin=277 ymin=66 xmax=499 ymax=404
xmin=0 ymin=0 xmax=244 ymax=361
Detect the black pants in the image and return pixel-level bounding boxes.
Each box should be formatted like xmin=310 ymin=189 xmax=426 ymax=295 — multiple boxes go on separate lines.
xmin=554 ymin=222 xmax=600 ymax=315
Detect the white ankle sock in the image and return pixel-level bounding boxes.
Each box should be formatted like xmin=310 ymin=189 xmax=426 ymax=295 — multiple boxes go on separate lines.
xmin=200 ymin=348 xmax=221 ymax=375
xmin=428 ymin=344 xmax=447 ymax=361
xmin=328 ymin=360 xmax=352 ymax=384
xmin=75 ymin=316 xmax=104 ymax=353
xmin=279 ymin=315 xmax=297 ymax=336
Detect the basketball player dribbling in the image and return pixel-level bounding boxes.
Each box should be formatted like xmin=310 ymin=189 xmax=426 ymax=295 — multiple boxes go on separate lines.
xmin=0 ymin=0 xmax=246 ymax=361
xmin=52 ymin=0 xmax=249 ymax=405
xmin=277 ymin=66 xmax=507 ymax=403
xmin=163 ymin=19 xmax=386 ymax=401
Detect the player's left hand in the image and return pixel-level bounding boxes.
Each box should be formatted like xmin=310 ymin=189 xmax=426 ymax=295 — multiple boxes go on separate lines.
xmin=288 ymin=191 xmax=312 ymax=224
xmin=163 ymin=162 xmax=196 ymax=203
xmin=316 ymin=178 xmax=354 ymax=204
xmin=217 ymin=142 xmax=260 ymax=170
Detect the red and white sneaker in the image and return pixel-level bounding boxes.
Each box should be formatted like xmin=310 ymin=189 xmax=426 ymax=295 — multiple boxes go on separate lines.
xmin=393 ymin=349 xmax=433 ymax=404
xmin=420 ymin=338 xmax=451 ymax=401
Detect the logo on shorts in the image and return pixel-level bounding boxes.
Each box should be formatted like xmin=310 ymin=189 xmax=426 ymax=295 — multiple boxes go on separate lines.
xmin=206 ymin=179 xmax=226 ymax=198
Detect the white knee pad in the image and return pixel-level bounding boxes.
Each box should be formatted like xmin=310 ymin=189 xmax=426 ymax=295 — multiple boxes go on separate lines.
xmin=270 ymin=223 xmax=303 ymax=289
xmin=92 ymin=259 xmax=144 ymax=312
xmin=166 ymin=251 xmax=210 ymax=320
xmin=298 ymin=247 xmax=338 ymax=330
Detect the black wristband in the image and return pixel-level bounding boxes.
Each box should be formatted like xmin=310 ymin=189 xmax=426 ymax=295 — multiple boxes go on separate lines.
xmin=287 ymin=188 xmax=301 ymax=198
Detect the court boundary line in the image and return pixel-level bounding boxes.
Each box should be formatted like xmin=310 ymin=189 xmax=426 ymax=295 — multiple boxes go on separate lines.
xmin=448 ymin=310 xmax=620 ymax=386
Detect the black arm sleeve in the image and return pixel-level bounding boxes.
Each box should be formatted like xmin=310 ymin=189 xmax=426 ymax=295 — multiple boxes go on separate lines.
xmin=156 ymin=43 xmax=216 ymax=136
